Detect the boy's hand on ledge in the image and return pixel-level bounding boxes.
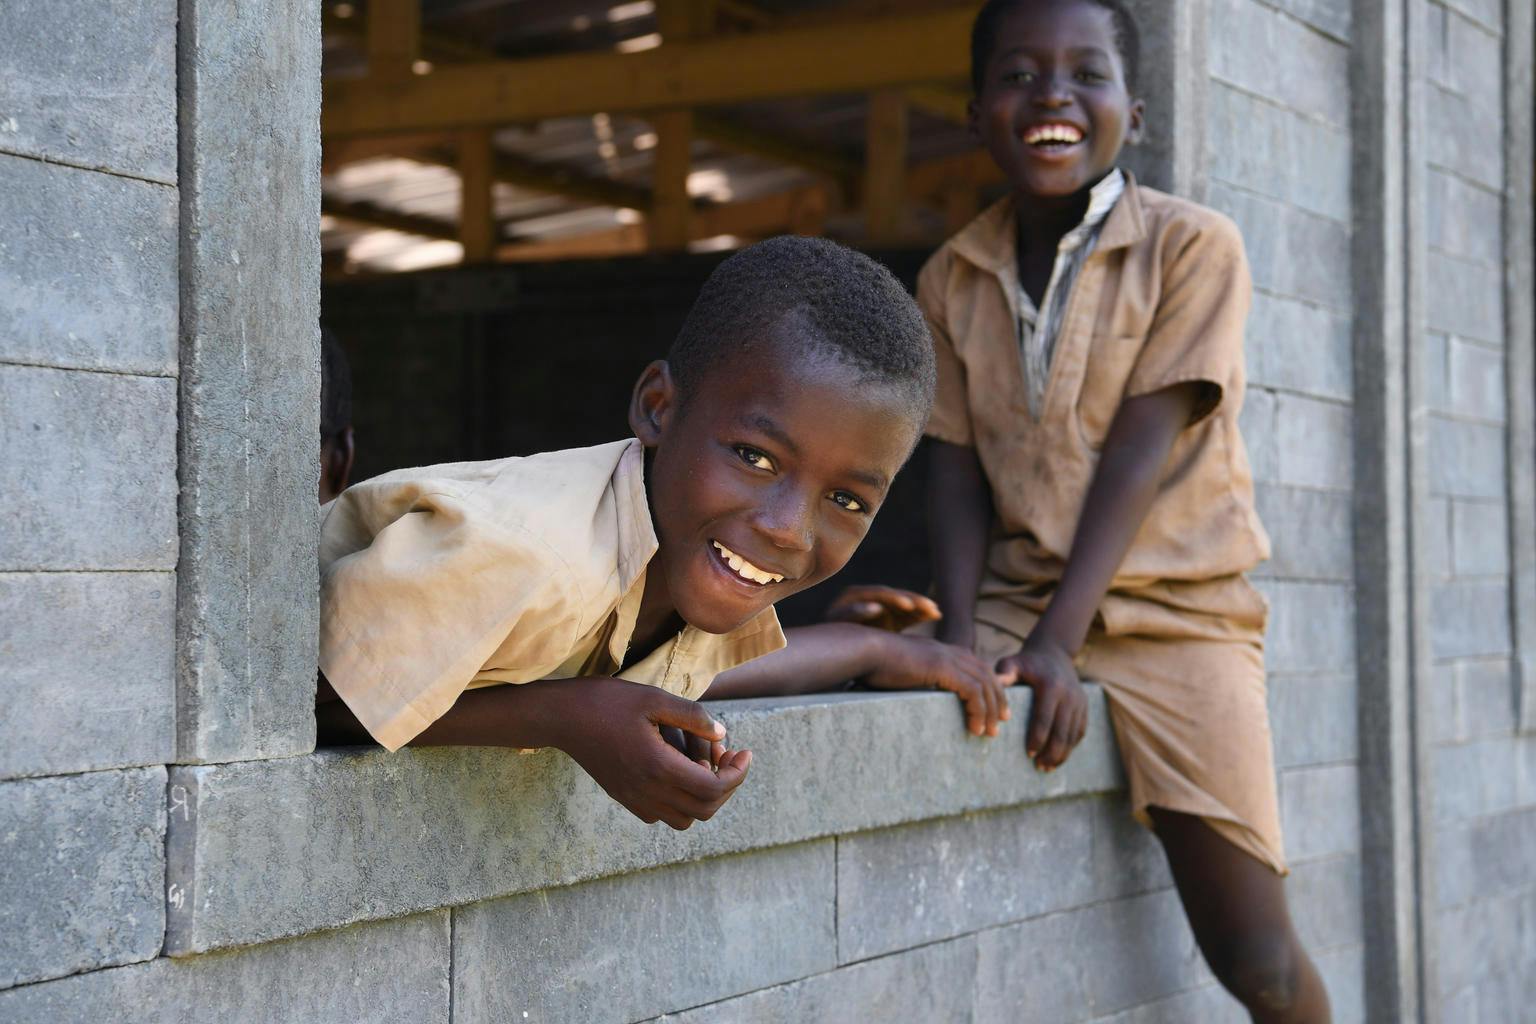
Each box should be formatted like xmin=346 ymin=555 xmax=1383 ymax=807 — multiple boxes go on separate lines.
xmin=554 ymin=679 xmax=751 ymax=831
xmin=823 ymin=585 xmax=943 ymax=634
xmin=860 ymin=634 xmax=1012 ymax=738
xmin=996 ymin=635 xmax=1088 ymax=772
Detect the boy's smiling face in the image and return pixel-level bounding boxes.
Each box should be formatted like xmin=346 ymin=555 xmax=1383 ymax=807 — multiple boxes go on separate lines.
xmin=631 ymin=328 xmax=921 ymax=635
xmin=971 ymin=0 xmax=1143 ymax=199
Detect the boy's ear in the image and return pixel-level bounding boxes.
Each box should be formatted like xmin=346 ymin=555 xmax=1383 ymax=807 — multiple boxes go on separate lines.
xmin=629 ymin=359 xmax=678 ymax=446
xmin=1125 ymin=97 xmax=1147 ymax=146
xmin=967 ymin=96 xmax=980 ymax=143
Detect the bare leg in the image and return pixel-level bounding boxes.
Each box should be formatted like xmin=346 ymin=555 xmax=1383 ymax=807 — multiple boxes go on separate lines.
xmin=1149 ymin=807 xmax=1331 ymax=1024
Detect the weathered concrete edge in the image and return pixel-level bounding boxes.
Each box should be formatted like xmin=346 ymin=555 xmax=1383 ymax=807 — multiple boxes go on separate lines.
xmin=1505 ymin=0 xmax=1536 ymax=735
xmin=165 ymin=686 xmax=1121 ymax=955
xmin=1349 ymin=0 xmax=1423 ymax=1021
xmin=173 ymin=0 xmax=322 ymax=763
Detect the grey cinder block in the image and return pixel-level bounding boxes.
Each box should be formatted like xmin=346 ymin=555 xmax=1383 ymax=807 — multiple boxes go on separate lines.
xmin=1208 ymin=84 xmax=1351 ymax=223
xmin=1425 ymin=82 xmax=1503 ymax=190
xmin=1434 ymin=889 xmax=1536 ymax=996
xmin=1447 ymin=338 xmax=1506 ymax=422
xmin=1209 ymin=184 xmax=1351 ymax=311
xmin=175 ymin=0 xmax=322 ymax=763
xmin=1253 ymin=485 xmax=1354 ymax=582
xmin=1275 ymin=395 xmax=1353 ymax=493
xmin=0 ymin=767 xmax=165 ymax=988
xmin=1254 ymin=0 xmax=1351 ymax=42
xmin=1454 ymin=657 xmax=1517 ymax=738
xmin=1312 ymin=944 xmax=1366 ymax=1024
xmin=835 ymin=799 xmax=1098 ymax=962
xmin=1245 ymin=292 xmax=1352 ymax=403
xmin=1210 ymin=0 xmax=1349 ymax=127
xmin=1238 ymin=387 xmax=1279 ymax=485
xmin=1260 ymin=580 xmax=1356 ymax=675
xmin=1431 ymin=7 xmax=1503 ymax=107
xmin=1434 ymin=806 xmax=1536 ymax=910
xmin=974 ymin=890 xmax=1205 ymax=1021
xmin=1431 ymin=736 xmax=1521 ymax=826
xmin=1278 ymin=764 xmax=1361 ymax=861
xmin=1450 ymin=499 xmax=1509 ymax=577
xmin=453 ymin=842 xmax=835 ymax=1024
xmin=1428 ymin=415 xmax=1506 ymax=500
xmin=0 ymin=0 xmax=176 ymax=182
xmin=164 ymin=688 xmax=1123 ymax=954
xmin=0 ymin=571 xmax=174 ymax=780
xmin=1268 ymin=674 xmax=1358 ymax=768
xmin=651 ymin=935 xmax=979 ymax=1023
xmin=1427 ymin=169 xmax=1503 ymax=267
xmin=0 ymin=154 xmax=177 ymax=376
xmin=0 ymin=364 xmax=177 ymax=570
xmin=1426 ymin=252 xmax=1504 ymax=344
xmin=0 ymin=911 xmax=450 ymax=1024
xmin=1430 ymin=579 xmax=1512 ymax=660
xmin=1287 ymin=854 xmax=1365 ymax=951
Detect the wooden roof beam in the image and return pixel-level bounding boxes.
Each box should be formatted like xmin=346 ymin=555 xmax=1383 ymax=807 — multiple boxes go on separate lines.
xmin=321 ymin=195 xmax=458 ymax=240
xmin=323 ymin=7 xmax=973 ymax=136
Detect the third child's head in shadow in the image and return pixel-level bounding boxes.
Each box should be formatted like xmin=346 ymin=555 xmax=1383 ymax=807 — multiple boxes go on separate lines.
xmin=628 ymin=236 xmax=935 ymax=636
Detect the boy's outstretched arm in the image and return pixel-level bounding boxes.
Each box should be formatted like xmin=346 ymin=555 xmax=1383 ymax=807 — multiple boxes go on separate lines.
xmin=928 ymin=440 xmax=993 ymax=650
xmin=317 ymin=678 xmax=748 ymax=831
xmin=1010 ymin=381 xmax=1203 ymax=771
xmin=705 ymin=622 xmax=1010 ymax=738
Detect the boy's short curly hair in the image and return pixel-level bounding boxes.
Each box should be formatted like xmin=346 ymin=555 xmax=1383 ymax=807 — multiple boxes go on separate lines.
xmin=970 ymin=0 xmax=1140 ymax=94
xmin=667 ymin=236 xmax=936 ymax=423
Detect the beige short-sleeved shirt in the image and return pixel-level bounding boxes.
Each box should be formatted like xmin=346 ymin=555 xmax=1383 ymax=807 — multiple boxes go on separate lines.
xmin=919 ymin=174 xmax=1271 ymax=637
xmin=319 ymin=438 xmax=785 ymax=751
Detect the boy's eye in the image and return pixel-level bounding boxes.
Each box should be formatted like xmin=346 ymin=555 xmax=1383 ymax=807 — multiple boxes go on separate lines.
xmin=830 ymin=491 xmax=868 ymax=514
xmin=1003 ymin=70 xmax=1036 ymax=85
xmin=1075 ymin=68 xmax=1109 ymax=83
xmin=734 ymin=445 xmax=775 ymax=472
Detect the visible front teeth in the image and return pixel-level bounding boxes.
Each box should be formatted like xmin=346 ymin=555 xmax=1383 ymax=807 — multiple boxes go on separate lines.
xmin=1024 ymin=124 xmax=1084 ymax=145
xmin=712 ymin=541 xmax=785 ymax=585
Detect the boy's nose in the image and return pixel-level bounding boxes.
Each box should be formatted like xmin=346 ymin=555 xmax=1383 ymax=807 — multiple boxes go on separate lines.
xmin=1031 ymin=75 xmax=1073 ymax=107
xmin=753 ymin=492 xmax=815 ymax=553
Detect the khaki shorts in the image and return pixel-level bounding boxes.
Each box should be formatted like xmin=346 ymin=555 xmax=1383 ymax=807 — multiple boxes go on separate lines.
xmin=973 ymin=599 xmax=1287 ymax=875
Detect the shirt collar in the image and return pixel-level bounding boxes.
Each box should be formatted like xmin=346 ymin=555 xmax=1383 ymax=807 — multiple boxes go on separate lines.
xmin=949 ymin=168 xmax=1146 ymax=274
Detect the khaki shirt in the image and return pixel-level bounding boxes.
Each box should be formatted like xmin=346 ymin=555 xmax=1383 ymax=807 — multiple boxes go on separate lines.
xmin=319 ymin=438 xmax=785 ymax=751
xmin=919 ymin=174 xmax=1271 ymax=638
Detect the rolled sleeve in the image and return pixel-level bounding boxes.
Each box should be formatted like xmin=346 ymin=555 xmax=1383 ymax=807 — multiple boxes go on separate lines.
xmin=319 ymin=483 xmax=577 ymax=751
xmin=1123 ymin=213 xmax=1252 ymax=426
xmin=917 ymin=255 xmax=975 ymax=447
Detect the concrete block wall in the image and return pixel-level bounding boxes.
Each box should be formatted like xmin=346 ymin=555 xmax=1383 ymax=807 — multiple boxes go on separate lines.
xmin=1207 ymin=0 xmax=1369 ymax=1017
xmin=0 ymin=0 xmax=180 ymax=994
xmin=1418 ymin=1 xmax=1536 ymax=1019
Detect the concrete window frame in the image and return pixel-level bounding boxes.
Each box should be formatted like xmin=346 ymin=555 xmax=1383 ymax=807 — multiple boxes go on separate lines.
xmin=1504 ymin=0 xmax=1536 ymax=734
xmin=174 ymin=2 xmax=323 ymax=766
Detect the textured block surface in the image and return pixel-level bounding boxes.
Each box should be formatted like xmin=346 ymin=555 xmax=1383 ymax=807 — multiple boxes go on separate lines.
xmin=650 ymin=935 xmax=980 ymax=1023
xmin=0 ymin=364 xmax=177 ymax=570
xmin=973 ymin=890 xmax=1206 ymax=1021
xmin=164 ymin=687 xmax=1121 ymax=953
xmin=0 ymin=0 xmax=176 ymax=181
xmin=0 ymin=768 xmax=165 ymax=987
xmin=0 ymin=912 xmax=449 ymax=1024
xmin=0 ymin=154 xmax=177 ymax=375
xmin=0 ymin=571 xmax=174 ymax=779
xmin=175 ymin=0 xmax=323 ymax=762
xmin=454 ymin=843 xmax=834 ymax=1024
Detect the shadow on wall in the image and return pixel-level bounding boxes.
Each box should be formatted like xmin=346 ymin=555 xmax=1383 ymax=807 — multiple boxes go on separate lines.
xmin=321 ymin=248 xmax=936 ymax=625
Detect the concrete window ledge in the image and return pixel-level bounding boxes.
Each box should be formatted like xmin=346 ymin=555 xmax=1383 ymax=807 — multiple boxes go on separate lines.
xmin=165 ymin=686 xmax=1122 ymax=955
